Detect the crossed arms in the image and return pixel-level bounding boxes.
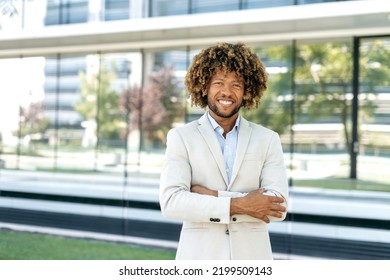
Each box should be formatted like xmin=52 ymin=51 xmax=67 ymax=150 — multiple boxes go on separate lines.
xmin=191 ymin=185 xmax=286 ymax=224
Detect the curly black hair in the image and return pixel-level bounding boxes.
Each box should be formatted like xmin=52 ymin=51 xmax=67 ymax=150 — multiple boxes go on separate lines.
xmin=184 ymin=42 xmax=268 ymax=110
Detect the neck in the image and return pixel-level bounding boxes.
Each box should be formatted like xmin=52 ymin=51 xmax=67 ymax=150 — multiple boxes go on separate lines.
xmin=209 ymin=111 xmax=239 ymax=136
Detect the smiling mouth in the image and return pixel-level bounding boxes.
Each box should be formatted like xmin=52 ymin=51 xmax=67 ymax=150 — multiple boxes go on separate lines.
xmin=218 ymin=99 xmax=234 ymax=105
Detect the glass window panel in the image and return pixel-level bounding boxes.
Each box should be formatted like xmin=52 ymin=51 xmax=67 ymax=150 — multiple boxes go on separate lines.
xmin=104 ymin=0 xmax=130 ymax=21
xmin=242 ymin=0 xmax=294 ymax=9
xmin=0 ymin=58 xmax=34 ymax=169
xmin=150 ymin=0 xmax=189 ymax=17
xmin=40 ymin=55 xmax=86 ymax=172
xmin=191 ymin=0 xmax=239 ymax=13
xmin=291 ymin=41 xmax=353 ymax=189
xmin=358 ymin=37 xmax=390 ymax=190
xmin=0 ymin=57 xmax=50 ymax=171
xmin=139 ymin=48 xmax=187 ymax=176
xmin=298 ymin=0 xmax=355 ymax=3
xmin=298 ymin=0 xmax=337 ymax=4
xmin=94 ymin=53 xmax=136 ymax=176
xmin=45 ymin=0 xmax=88 ymax=25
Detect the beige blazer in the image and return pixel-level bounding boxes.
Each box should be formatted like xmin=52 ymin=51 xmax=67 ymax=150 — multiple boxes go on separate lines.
xmin=159 ymin=113 xmax=288 ymax=260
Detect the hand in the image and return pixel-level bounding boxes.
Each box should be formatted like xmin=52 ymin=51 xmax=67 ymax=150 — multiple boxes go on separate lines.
xmin=231 ymin=189 xmax=286 ymax=223
xmin=190 ymin=184 xmax=218 ymax=197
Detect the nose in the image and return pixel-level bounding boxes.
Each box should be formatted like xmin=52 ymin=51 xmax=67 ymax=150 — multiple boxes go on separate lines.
xmin=220 ymin=84 xmax=231 ymax=96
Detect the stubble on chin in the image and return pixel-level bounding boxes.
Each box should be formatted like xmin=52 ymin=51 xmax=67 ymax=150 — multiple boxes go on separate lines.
xmin=208 ymin=103 xmax=241 ymax=119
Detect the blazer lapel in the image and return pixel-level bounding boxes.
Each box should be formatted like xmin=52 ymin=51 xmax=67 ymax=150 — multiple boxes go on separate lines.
xmin=229 ymin=117 xmax=252 ymax=189
xmin=197 ymin=113 xmax=229 ymax=187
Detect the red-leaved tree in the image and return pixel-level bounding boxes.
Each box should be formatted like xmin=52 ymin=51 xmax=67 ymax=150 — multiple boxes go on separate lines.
xmin=120 ymin=66 xmax=182 ymax=149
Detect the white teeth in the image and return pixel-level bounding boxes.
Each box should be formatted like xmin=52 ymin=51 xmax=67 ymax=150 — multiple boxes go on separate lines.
xmin=219 ymin=100 xmax=233 ymax=105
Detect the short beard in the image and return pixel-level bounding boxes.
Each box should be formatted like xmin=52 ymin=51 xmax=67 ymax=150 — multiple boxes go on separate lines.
xmin=208 ymin=103 xmax=241 ymax=119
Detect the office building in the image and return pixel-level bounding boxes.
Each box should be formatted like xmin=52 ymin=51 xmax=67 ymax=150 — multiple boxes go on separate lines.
xmin=0 ymin=0 xmax=389 ymax=259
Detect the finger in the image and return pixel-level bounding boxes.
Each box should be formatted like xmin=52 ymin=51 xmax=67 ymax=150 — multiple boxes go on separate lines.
xmin=271 ymin=197 xmax=285 ymax=204
xmin=268 ymin=210 xmax=283 ymax=218
xmin=262 ymin=215 xmax=270 ymax=223
xmin=266 ymin=203 xmax=285 ymax=213
xmin=272 ymin=204 xmax=286 ymax=212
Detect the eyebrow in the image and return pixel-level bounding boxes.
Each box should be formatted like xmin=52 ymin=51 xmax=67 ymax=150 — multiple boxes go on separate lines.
xmin=212 ymin=75 xmax=243 ymax=82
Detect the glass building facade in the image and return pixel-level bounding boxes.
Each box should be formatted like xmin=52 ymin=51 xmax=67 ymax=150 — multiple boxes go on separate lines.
xmin=0 ymin=0 xmax=389 ymax=259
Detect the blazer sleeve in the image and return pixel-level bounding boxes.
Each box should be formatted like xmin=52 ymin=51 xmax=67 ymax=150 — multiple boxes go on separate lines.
xmin=259 ymin=132 xmax=289 ymax=221
xmin=218 ymin=132 xmax=288 ymax=223
xmin=159 ymin=128 xmax=231 ymax=224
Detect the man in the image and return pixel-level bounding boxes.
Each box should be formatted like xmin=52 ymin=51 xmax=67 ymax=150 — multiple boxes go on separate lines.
xmin=159 ymin=42 xmax=288 ymax=260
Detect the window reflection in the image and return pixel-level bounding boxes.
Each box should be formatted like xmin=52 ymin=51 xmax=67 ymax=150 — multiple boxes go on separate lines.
xmin=292 ymin=42 xmax=352 ymax=188
xmin=45 ymin=0 xmax=89 ymax=25
xmin=359 ymin=38 xmax=390 ymax=188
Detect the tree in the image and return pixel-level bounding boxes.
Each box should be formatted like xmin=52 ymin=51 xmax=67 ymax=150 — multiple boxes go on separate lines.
xmin=19 ymin=101 xmax=49 ymax=138
xmin=14 ymin=101 xmax=50 ymax=154
xmin=75 ymin=65 xmax=122 ymax=142
xmin=298 ymin=43 xmax=357 ymax=153
xmin=120 ymin=66 xmax=182 ymax=148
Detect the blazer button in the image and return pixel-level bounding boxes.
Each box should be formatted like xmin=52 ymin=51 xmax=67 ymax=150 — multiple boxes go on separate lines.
xmin=232 ymin=217 xmax=237 ymax=222
xmin=216 ymin=218 xmax=220 ymax=222
xmin=210 ymin=218 xmax=214 ymax=222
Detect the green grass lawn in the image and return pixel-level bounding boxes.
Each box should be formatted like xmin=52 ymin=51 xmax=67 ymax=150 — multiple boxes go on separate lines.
xmin=0 ymin=230 xmax=175 ymax=260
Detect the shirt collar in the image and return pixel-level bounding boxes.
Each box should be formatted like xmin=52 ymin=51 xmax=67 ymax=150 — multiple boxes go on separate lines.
xmin=207 ymin=111 xmax=241 ymax=134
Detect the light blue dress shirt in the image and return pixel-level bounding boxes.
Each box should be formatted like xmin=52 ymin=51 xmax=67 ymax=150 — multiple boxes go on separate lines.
xmin=207 ymin=112 xmax=240 ymax=183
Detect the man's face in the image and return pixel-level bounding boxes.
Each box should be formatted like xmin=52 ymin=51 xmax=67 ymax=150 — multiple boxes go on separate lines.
xmin=207 ymin=70 xmax=244 ymax=120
